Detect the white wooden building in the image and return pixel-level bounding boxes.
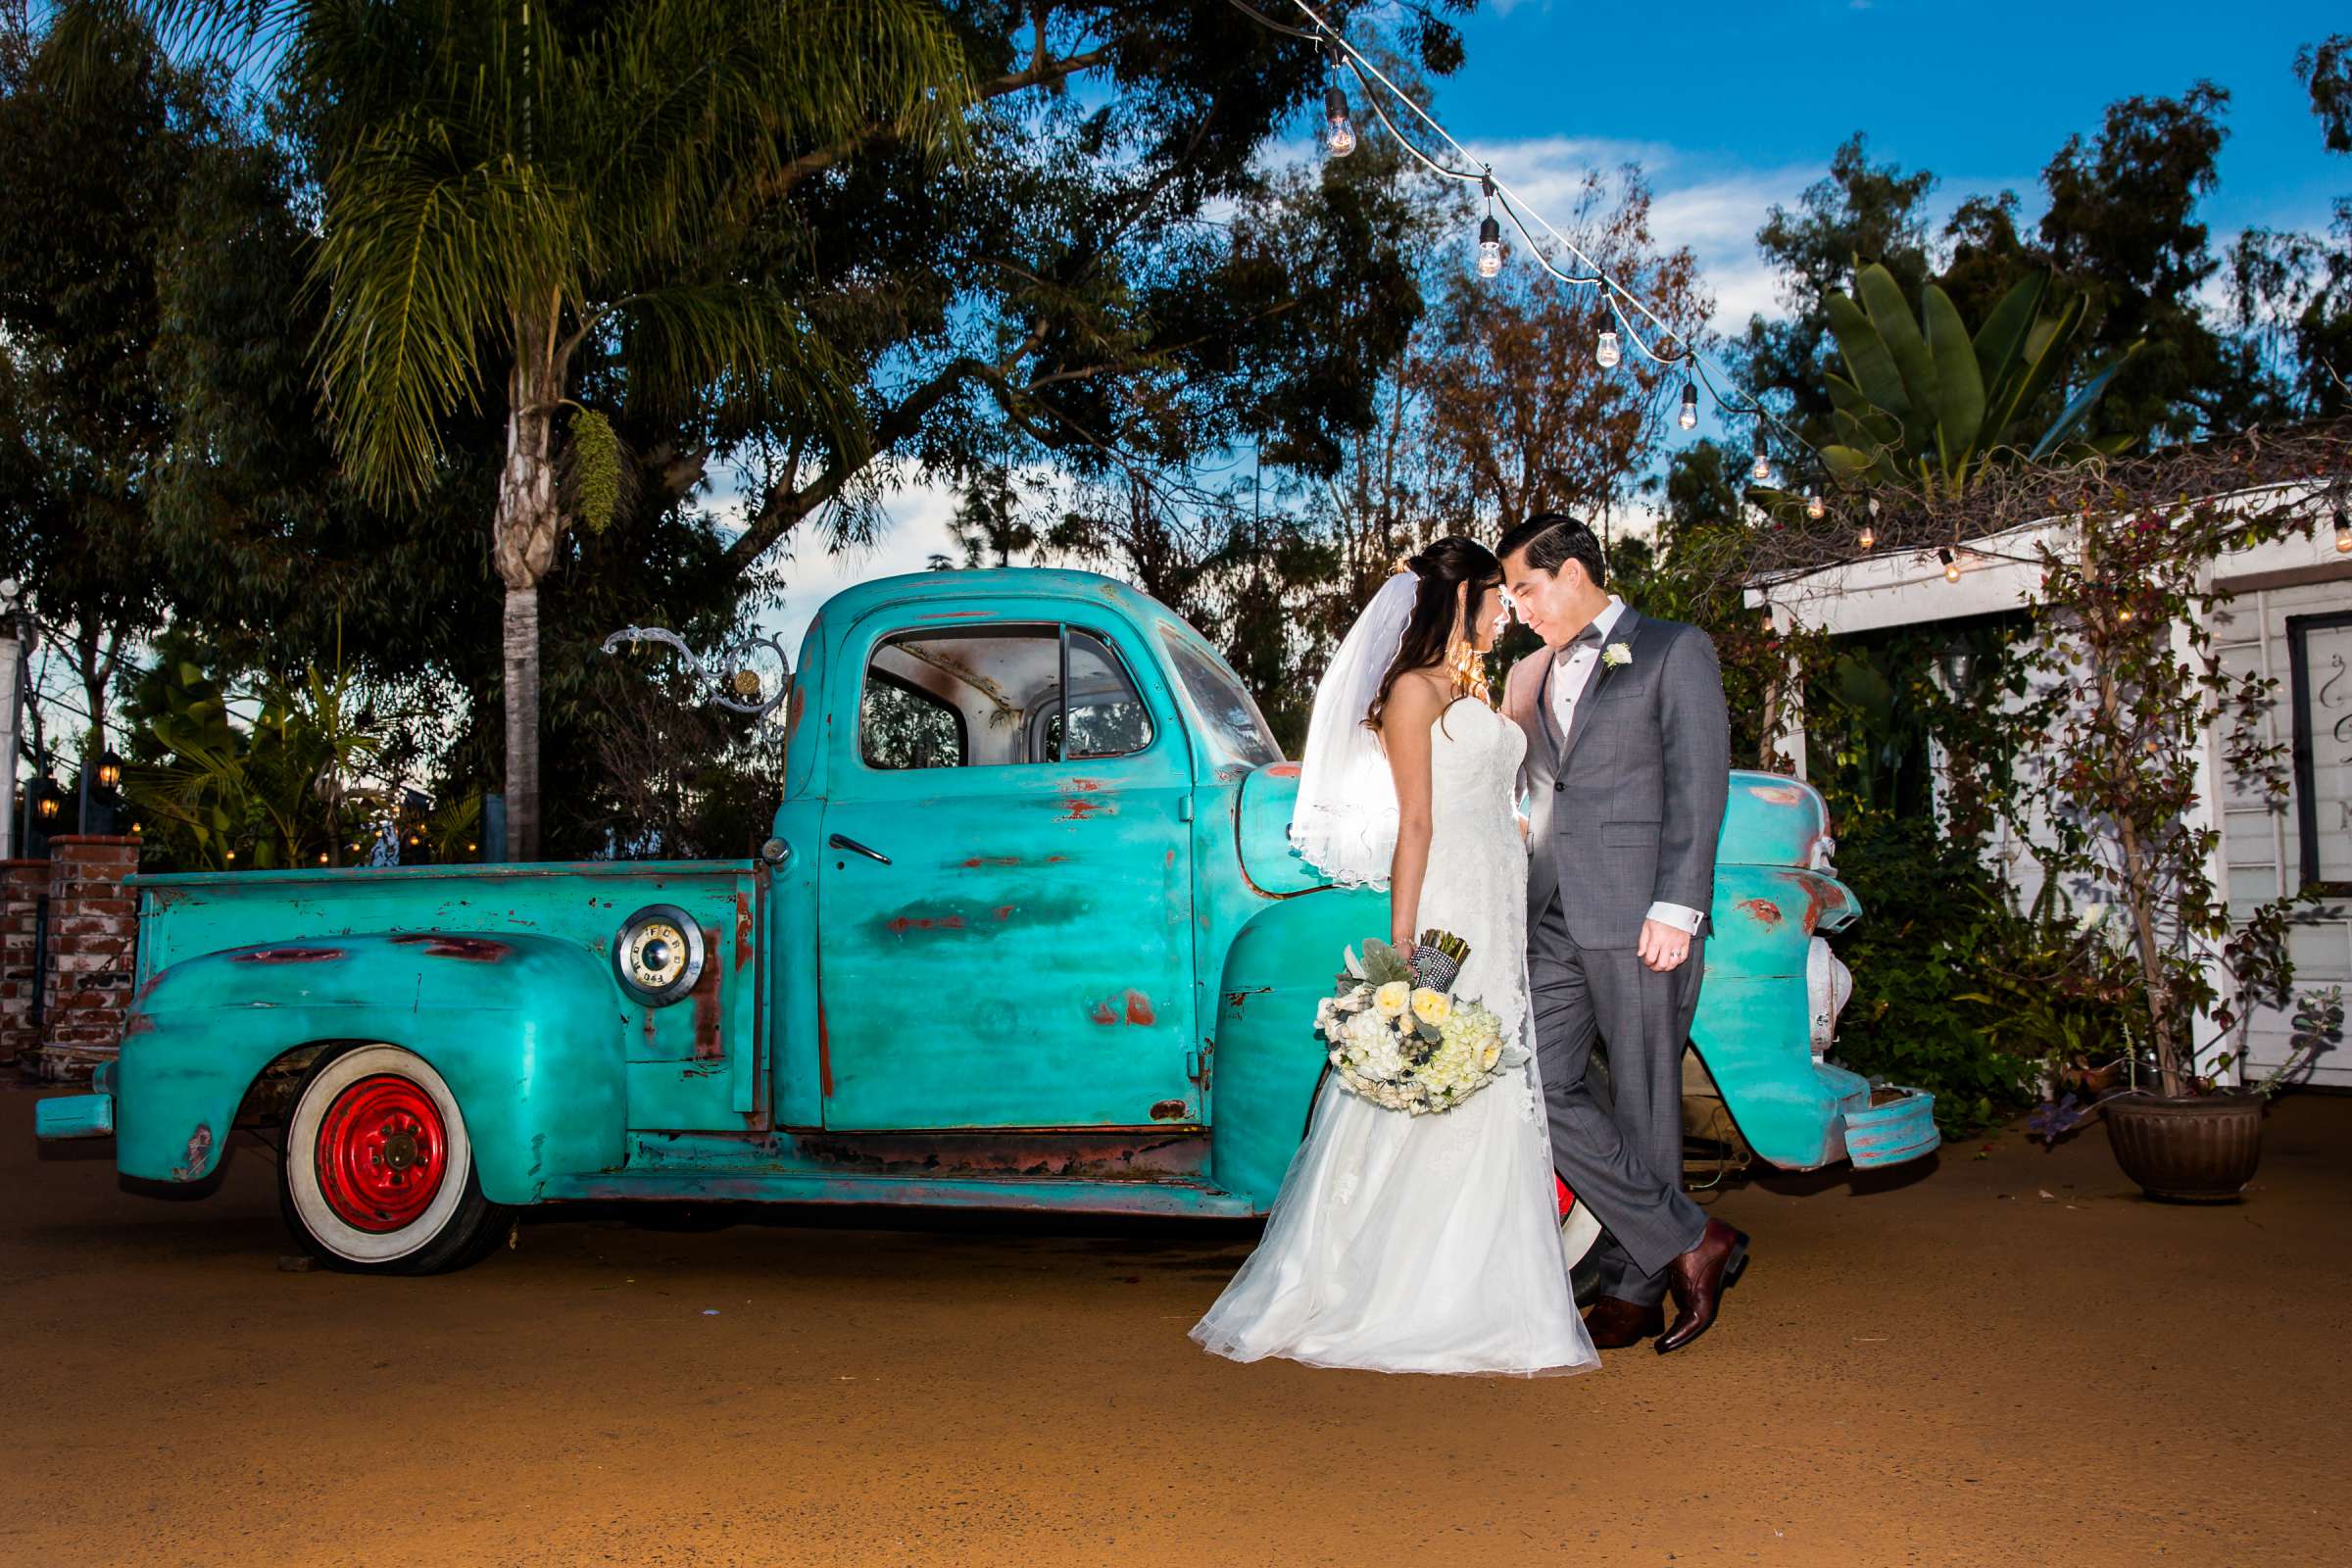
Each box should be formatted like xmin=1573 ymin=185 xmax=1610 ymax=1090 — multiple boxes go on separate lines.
xmin=1747 ymin=485 xmax=2352 ymax=1090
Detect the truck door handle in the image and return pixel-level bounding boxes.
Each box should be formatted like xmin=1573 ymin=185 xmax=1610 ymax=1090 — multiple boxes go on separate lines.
xmin=828 ymin=833 xmax=891 ymax=866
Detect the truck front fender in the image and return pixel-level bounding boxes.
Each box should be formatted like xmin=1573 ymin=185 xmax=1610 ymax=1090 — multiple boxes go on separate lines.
xmin=119 ymin=932 xmax=627 ymax=1201
xmin=1206 ymin=889 xmax=1381 ymax=1209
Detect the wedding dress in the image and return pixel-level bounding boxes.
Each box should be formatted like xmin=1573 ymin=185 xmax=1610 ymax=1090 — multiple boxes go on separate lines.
xmin=1191 ymin=695 xmax=1598 ymax=1376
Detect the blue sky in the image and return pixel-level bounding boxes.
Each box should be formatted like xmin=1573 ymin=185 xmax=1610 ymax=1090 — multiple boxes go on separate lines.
xmin=767 ymin=1 xmax=2350 ymax=650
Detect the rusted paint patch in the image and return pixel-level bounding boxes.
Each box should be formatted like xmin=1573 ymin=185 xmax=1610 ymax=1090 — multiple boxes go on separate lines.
xmin=1059 ymin=797 xmax=1109 ymax=820
xmin=796 ymin=1130 xmax=1206 ymax=1182
xmin=884 ymin=912 xmax=968 ymax=935
xmin=690 ymin=925 xmax=725 ymax=1059
xmin=919 ymin=610 xmax=996 ymax=620
xmin=172 ymin=1123 xmax=213 ymax=1182
xmin=1150 ymin=1099 xmax=1189 ymax=1121
xmin=1780 ymin=870 xmax=1839 ymax=935
xmin=960 ymin=856 xmax=1020 ymax=868
xmin=1089 ymin=989 xmax=1156 ymax=1026
xmin=816 ymin=1001 xmax=835 ymax=1099
xmin=1738 ymin=898 xmax=1784 ymax=929
xmin=733 ymin=890 xmax=756 ymax=970
xmin=1746 ymin=783 xmax=1804 ymax=805
xmin=992 ymin=905 xmax=1015 ymax=922
xmin=387 ymin=934 xmax=512 ymax=961
xmin=1268 ymin=762 xmax=1302 ymax=777
xmin=1063 ymin=777 xmax=1104 ymax=792
xmin=1224 ymin=985 xmax=1272 ymax=1010
xmin=231 ymin=946 xmax=345 ymax=964
xmin=124 ymin=1012 xmax=156 ymax=1036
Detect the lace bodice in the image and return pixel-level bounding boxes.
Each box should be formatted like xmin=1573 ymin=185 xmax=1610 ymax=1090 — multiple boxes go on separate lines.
xmin=1414 ymin=699 xmax=1531 ymax=1040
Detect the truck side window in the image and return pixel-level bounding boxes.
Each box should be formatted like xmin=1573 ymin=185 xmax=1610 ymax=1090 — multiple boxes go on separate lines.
xmin=859 ymin=623 xmax=1150 ymax=769
xmin=860 ymin=671 xmax=967 ymax=770
xmin=1158 ymin=629 xmax=1282 ymax=767
xmin=1041 ymin=631 xmax=1154 ymax=760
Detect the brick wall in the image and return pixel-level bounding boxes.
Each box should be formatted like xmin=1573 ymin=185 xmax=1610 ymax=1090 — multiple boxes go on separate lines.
xmin=1 ymin=858 xmax=47 ymax=1068
xmin=35 ymin=836 xmax=140 ymax=1083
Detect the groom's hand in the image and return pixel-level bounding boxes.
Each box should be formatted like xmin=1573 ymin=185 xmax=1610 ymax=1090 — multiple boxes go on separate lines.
xmin=1637 ymin=917 xmax=1691 ymax=973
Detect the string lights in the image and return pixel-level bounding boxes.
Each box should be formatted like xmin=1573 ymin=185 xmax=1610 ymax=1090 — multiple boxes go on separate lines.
xmin=1322 ymin=42 xmax=1355 ymax=157
xmin=1475 ymin=174 xmax=1502 ymax=278
xmin=2334 ymin=505 xmax=2350 ymax=555
xmin=1232 ymin=0 xmax=1822 ymax=466
xmin=1939 ymin=546 xmax=1961 ymax=583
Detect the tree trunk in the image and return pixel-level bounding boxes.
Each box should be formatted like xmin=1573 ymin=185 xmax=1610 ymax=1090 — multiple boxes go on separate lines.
xmin=493 ymin=335 xmax=565 ymax=862
xmin=501 ymin=585 xmax=542 ymax=861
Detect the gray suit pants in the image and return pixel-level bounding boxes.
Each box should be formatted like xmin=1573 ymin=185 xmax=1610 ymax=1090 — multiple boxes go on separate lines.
xmin=1530 ymin=894 xmax=1710 ymax=1306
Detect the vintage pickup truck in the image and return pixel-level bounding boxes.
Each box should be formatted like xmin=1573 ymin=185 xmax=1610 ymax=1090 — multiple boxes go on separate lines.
xmin=36 ymin=568 xmax=1936 ymax=1271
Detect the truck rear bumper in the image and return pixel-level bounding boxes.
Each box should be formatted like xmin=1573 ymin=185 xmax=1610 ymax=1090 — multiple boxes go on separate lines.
xmin=1841 ymin=1085 xmax=1939 ymax=1168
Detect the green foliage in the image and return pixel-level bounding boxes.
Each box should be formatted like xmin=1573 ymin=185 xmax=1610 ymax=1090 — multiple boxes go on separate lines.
xmin=565 ymin=407 xmax=622 ymax=535
xmin=1770 ymin=264 xmax=2135 ymax=504
xmin=122 ymin=654 xmax=393 ymax=870
xmin=2008 ymin=493 xmax=2323 ymax=1097
xmin=1818 ymin=811 xmax=2065 ymax=1136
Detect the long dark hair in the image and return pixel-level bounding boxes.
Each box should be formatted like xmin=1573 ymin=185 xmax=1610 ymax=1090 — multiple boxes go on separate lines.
xmin=1364 ymin=536 xmax=1502 ymax=730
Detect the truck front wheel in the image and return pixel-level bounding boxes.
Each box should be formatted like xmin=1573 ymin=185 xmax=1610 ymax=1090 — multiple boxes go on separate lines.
xmin=278 ymin=1044 xmax=512 ymax=1274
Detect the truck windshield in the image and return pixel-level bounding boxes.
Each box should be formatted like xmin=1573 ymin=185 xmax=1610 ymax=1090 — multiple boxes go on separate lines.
xmin=1158 ymin=628 xmax=1281 ymax=767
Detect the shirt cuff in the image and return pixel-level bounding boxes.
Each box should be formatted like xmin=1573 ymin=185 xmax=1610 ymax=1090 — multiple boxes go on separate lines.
xmin=1644 ymin=901 xmax=1705 ymax=934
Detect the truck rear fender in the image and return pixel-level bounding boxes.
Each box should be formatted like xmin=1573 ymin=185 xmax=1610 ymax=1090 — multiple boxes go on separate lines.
xmin=117 ymin=932 xmax=627 ymax=1201
xmin=1205 ymin=890 xmax=1378 ymax=1209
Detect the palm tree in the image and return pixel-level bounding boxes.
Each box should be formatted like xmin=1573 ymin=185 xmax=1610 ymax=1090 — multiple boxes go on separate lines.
xmin=109 ymin=1 xmax=972 ymax=858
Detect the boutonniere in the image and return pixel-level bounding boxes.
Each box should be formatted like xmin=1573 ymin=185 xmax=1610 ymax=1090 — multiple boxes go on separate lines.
xmin=1601 ymin=641 xmax=1633 ymax=670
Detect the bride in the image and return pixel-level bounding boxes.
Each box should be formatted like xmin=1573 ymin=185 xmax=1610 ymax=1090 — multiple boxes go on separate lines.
xmin=1191 ymin=538 xmax=1596 ymax=1376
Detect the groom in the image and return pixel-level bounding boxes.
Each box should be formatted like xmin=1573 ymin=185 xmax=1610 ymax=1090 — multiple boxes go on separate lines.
xmin=1496 ymin=512 xmax=1747 ymax=1355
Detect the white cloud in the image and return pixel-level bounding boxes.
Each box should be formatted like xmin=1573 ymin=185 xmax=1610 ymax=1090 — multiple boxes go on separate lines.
xmin=709 ymin=469 xmax=963 ymax=662
xmin=1457 ymin=135 xmax=1814 ymax=333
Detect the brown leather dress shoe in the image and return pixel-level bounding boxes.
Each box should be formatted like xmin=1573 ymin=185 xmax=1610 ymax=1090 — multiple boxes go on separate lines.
xmin=1656 ymin=1218 xmax=1751 ymax=1355
xmin=1582 ymin=1295 xmax=1666 ymax=1349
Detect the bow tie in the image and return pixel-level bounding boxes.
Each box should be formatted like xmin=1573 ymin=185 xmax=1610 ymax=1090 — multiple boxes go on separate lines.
xmin=1566 ymin=622 xmax=1610 ymax=651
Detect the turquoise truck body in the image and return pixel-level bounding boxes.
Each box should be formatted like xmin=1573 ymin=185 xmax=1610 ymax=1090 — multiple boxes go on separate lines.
xmin=37 ymin=568 xmax=1935 ymax=1248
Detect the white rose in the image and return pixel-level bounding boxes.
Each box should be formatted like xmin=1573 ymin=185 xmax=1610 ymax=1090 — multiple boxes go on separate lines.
xmin=1374 ymin=980 xmax=1411 ymax=1018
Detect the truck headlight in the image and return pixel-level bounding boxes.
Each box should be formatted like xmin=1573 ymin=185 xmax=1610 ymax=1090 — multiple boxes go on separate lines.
xmin=615 ymin=904 xmax=706 ymax=1004
xmin=1805 ymin=936 xmax=1852 ymax=1060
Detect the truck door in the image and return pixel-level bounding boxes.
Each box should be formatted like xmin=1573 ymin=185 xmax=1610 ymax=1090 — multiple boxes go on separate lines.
xmin=816 ymin=615 xmax=1199 ymax=1130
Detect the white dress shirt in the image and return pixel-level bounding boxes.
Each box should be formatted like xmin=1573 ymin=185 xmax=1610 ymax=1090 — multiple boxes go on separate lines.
xmin=1550 ymin=596 xmax=1706 ymax=938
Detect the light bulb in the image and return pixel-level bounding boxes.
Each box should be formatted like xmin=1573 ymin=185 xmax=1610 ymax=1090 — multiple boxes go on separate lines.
xmin=1323 ymin=87 xmax=1355 ymax=158
xmin=1939 ymin=547 xmax=1961 ymax=583
xmin=1750 ymin=450 xmax=1771 ymax=484
xmin=1805 ymin=490 xmax=1825 ymax=520
xmin=1595 ymin=329 xmax=1620 ymax=368
xmin=1857 ymin=524 xmax=1876 ymax=550
xmin=1678 ymin=382 xmax=1697 ymax=430
xmin=2335 ymin=508 xmax=2350 ymax=554
xmin=1476 ymin=215 xmax=1502 ymax=278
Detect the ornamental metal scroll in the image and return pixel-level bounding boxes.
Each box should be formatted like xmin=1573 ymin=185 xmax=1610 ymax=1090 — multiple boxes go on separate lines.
xmin=599 ymin=623 xmax=794 ymax=718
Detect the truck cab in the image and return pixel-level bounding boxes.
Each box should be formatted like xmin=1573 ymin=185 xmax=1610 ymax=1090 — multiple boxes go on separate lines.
xmin=37 ymin=569 xmax=1935 ymax=1272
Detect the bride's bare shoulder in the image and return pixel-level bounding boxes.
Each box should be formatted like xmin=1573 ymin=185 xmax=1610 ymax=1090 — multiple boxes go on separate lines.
xmin=1379 ymin=666 xmax=1450 ymax=722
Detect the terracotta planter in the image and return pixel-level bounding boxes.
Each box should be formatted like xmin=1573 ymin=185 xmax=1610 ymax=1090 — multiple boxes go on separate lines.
xmin=2102 ymin=1090 xmax=2266 ymax=1201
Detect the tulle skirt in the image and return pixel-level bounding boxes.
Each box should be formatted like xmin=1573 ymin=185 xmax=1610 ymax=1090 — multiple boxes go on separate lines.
xmin=1190 ymin=1045 xmax=1598 ymax=1378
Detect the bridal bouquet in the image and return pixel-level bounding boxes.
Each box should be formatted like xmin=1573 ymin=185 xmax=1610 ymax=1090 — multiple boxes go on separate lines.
xmin=1313 ymin=932 xmax=1518 ymax=1115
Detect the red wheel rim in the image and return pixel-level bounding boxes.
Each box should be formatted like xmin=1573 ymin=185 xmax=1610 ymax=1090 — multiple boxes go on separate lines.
xmin=314 ymin=1073 xmax=450 ymax=1233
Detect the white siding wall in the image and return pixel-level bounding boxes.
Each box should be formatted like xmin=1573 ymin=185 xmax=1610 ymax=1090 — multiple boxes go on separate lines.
xmin=2210 ymin=578 xmax=2352 ymax=1088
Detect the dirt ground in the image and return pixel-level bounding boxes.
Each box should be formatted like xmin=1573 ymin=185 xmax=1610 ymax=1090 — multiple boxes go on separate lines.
xmin=5 ymin=1086 xmax=2347 ymax=1568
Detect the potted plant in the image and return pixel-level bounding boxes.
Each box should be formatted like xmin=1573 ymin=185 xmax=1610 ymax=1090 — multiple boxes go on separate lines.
xmin=2016 ymin=488 xmax=2339 ymax=1199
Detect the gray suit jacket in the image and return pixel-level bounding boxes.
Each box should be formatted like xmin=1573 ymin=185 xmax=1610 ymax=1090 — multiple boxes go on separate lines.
xmin=1504 ymin=608 xmax=1732 ymax=951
